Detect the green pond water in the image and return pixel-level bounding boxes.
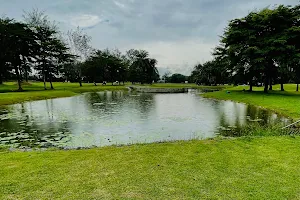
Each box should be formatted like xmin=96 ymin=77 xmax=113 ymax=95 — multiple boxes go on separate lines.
xmin=0 ymin=90 xmax=291 ymax=149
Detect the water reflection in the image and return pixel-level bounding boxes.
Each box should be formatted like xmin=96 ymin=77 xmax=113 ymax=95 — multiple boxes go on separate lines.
xmin=0 ymin=90 xmax=291 ymax=148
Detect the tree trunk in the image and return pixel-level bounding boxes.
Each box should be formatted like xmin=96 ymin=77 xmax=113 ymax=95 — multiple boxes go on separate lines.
xmin=78 ymin=67 xmax=83 ymax=87
xmin=17 ymin=79 xmax=22 ymax=91
xmin=42 ymin=59 xmax=47 ymax=90
xmin=264 ymin=76 xmax=268 ymax=93
xmin=249 ymin=81 xmax=253 ymax=92
xmin=94 ymin=81 xmax=97 ymax=86
xmin=15 ymin=66 xmax=23 ymax=91
xmin=50 ymin=81 xmax=54 ymax=89
xmin=281 ymin=82 xmax=284 ymax=91
xmin=43 ymin=70 xmax=47 ymax=90
xmin=0 ymin=75 xmax=3 ymax=84
xmin=49 ymin=75 xmax=54 ymax=90
xmin=297 ymin=83 xmax=299 ymax=92
xmin=269 ymin=77 xmax=272 ymax=90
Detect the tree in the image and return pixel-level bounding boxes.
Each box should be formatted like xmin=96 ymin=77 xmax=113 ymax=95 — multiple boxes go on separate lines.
xmin=190 ymin=59 xmax=229 ymax=86
xmin=46 ymin=39 xmax=72 ymax=89
xmin=218 ymin=5 xmax=300 ymax=92
xmin=127 ymin=49 xmax=159 ymax=84
xmin=169 ymin=74 xmax=187 ymax=83
xmin=162 ymin=71 xmax=171 ymax=82
xmin=67 ymin=27 xmax=92 ymax=86
xmin=0 ymin=18 xmax=39 ymax=90
xmin=0 ymin=17 xmax=14 ymax=84
xmin=81 ymin=49 xmax=128 ymax=85
xmin=24 ymin=9 xmax=66 ymax=90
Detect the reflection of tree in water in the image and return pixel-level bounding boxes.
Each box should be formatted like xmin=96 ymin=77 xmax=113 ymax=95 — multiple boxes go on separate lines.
xmin=257 ymin=109 xmax=270 ymax=124
xmin=246 ymin=105 xmax=258 ymax=119
xmin=219 ymin=112 xmax=244 ymax=129
xmin=134 ymin=93 xmax=155 ymax=119
xmin=246 ymin=105 xmax=282 ymax=125
xmin=218 ymin=103 xmax=291 ymax=137
xmin=83 ymin=91 xmax=155 ymax=119
xmin=0 ymin=102 xmax=73 ymax=148
xmin=85 ymin=91 xmax=125 ymax=105
xmin=211 ymin=100 xmax=246 ymax=128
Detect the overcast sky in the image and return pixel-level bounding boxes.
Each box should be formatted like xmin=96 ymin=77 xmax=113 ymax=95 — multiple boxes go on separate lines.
xmin=1 ymin=0 xmax=298 ymax=75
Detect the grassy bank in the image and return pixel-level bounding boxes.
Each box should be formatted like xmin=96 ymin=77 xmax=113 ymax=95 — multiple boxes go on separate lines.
xmin=0 ymin=82 xmax=127 ymax=106
xmin=2 ymin=82 xmax=300 ymax=199
xmin=149 ymin=83 xmax=231 ymax=90
xmin=0 ymin=82 xmax=227 ymax=106
xmin=202 ymin=84 xmax=300 ymax=119
xmin=1 ymin=136 xmax=300 ymax=199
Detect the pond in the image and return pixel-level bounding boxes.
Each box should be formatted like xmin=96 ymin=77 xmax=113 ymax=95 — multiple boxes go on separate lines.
xmin=0 ymin=90 xmax=291 ymax=149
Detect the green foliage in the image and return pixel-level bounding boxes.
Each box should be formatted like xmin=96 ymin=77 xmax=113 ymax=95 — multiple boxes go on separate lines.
xmin=24 ymin=10 xmax=72 ymax=90
xmin=0 ymin=10 xmax=73 ymax=91
xmin=165 ymin=73 xmax=187 ymax=83
xmin=67 ymin=48 xmax=159 ymax=85
xmin=190 ymin=58 xmax=229 ymax=85
xmin=127 ymin=49 xmax=159 ymax=84
xmin=192 ymin=4 xmax=300 ymax=92
xmin=1 ymin=10 xmax=158 ymax=88
xmin=0 ymin=17 xmax=39 ymax=90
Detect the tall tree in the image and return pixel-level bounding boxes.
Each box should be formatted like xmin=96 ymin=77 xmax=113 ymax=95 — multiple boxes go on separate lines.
xmin=128 ymin=49 xmax=159 ymax=84
xmin=0 ymin=18 xmax=39 ymax=90
xmin=67 ymin=27 xmax=92 ymax=86
xmin=24 ymin=9 xmax=63 ymax=90
xmin=0 ymin=18 xmax=14 ymax=84
xmin=219 ymin=5 xmax=300 ymax=92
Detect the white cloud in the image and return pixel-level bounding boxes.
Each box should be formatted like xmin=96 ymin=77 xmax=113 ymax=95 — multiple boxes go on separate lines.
xmin=70 ymin=14 xmax=103 ymax=28
xmin=124 ymin=38 xmax=216 ymax=75
xmin=114 ymin=1 xmax=126 ymax=9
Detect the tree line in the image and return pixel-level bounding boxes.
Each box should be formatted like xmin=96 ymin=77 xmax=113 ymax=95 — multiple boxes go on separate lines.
xmin=0 ymin=10 xmax=159 ymax=90
xmin=190 ymin=4 xmax=300 ymax=92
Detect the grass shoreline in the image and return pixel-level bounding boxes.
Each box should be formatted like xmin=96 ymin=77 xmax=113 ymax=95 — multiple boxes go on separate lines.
xmin=203 ymin=92 xmax=295 ymax=120
xmin=202 ymin=84 xmax=300 ymax=120
xmin=0 ymin=82 xmax=229 ymax=106
xmin=1 ymin=136 xmax=300 ymax=199
xmin=0 ymin=83 xmax=128 ymax=107
xmin=2 ymin=82 xmax=300 ymax=199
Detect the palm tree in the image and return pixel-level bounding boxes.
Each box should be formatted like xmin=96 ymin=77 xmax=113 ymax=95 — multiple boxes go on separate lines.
xmin=129 ymin=50 xmax=159 ymax=84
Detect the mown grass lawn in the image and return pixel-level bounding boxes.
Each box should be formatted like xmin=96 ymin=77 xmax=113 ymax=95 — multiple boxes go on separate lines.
xmin=2 ymin=82 xmax=300 ymax=199
xmin=202 ymin=84 xmax=300 ymax=119
xmin=1 ymin=136 xmax=300 ymax=199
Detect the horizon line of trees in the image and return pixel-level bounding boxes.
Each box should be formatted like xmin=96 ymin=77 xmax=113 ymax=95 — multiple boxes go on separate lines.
xmin=190 ymin=4 xmax=300 ymax=92
xmin=0 ymin=9 xmax=159 ymax=90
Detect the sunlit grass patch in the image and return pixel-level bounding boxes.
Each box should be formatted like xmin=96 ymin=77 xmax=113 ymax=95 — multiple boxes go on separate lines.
xmin=1 ymin=136 xmax=300 ymax=199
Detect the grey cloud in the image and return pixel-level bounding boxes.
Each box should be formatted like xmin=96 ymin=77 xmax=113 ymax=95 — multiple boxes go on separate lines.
xmin=0 ymin=0 xmax=298 ymax=74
